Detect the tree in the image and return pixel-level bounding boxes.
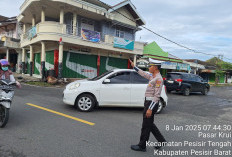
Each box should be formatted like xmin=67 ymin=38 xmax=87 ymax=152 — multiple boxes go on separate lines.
xmin=206 ymin=57 xmax=232 ymax=84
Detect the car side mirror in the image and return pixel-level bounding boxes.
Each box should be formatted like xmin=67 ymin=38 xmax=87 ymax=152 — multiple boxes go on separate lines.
xmin=103 ymin=79 xmax=111 ymax=84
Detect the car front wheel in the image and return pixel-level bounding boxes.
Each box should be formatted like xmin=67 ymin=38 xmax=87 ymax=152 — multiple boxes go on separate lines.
xmin=76 ymin=94 xmax=95 ymax=112
xmin=202 ymin=87 xmax=209 ymax=95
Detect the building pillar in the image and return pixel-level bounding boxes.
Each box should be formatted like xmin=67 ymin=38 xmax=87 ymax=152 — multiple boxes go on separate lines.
xmin=29 ymin=45 xmax=34 ymax=76
xmin=60 ymin=7 xmax=64 ymax=24
xmin=73 ymin=12 xmax=77 ymax=35
xmin=22 ymin=48 xmax=26 ymax=74
xmin=32 ymin=15 xmax=36 ymax=27
xmin=58 ymin=43 xmax=64 ymax=79
xmin=41 ymin=42 xmax=46 ymax=79
xmin=23 ymin=24 xmax=26 ymax=34
xmin=134 ymin=55 xmax=137 ymax=65
xmin=41 ymin=7 xmax=46 ymax=23
xmin=6 ymin=48 xmax=10 ymax=62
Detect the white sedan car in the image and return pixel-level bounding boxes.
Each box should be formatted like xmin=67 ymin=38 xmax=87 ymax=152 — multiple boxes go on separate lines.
xmin=63 ymin=69 xmax=168 ymax=113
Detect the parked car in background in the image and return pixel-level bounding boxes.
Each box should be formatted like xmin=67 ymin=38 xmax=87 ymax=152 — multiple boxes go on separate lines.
xmin=63 ymin=69 xmax=168 ymax=113
xmin=164 ymin=72 xmax=210 ymax=96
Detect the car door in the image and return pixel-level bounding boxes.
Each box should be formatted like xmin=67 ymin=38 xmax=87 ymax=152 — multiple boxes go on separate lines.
xmin=189 ymin=74 xmax=197 ymax=92
xmin=131 ymin=72 xmax=149 ymax=107
xmin=195 ymin=76 xmax=204 ymax=92
xmin=99 ymin=71 xmax=131 ymax=106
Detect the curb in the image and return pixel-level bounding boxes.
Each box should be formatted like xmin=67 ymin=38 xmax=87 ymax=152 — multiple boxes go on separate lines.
xmin=21 ymin=83 xmax=65 ymax=89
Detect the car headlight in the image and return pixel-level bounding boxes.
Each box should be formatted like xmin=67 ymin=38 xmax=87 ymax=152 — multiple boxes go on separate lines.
xmin=68 ymin=83 xmax=80 ymax=90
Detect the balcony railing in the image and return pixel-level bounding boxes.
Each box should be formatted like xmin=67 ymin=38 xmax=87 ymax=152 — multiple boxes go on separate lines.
xmin=0 ymin=41 xmax=4 ymax=47
xmin=0 ymin=36 xmax=20 ymax=48
xmin=22 ymin=21 xmax=66 ymax=41
xmin=0 ymin=32 xmax=14 ymax=39
xmin=21 ymin=21 xmax=144 ymax=53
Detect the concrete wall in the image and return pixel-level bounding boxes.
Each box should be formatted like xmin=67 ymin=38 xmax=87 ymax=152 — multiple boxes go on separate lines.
xmin=64 ymin=13 xmax=135 ymax=41
xmin=100 ymin=21 xmax=135 ymax=41
xmin=111 ymin=7 xmax=137 ymax=27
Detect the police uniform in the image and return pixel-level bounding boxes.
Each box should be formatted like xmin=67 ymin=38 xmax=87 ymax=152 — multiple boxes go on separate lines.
xmin=131 ymin=61 xmax=166 ymax=152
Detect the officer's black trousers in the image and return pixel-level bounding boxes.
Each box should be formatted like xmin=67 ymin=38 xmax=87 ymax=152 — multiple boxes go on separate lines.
xmin=138 ymin=100 xmax=166 ymax=148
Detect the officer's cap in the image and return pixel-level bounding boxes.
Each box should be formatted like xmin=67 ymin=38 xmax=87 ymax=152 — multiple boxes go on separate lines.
xmin=149 ymin=58 xmax=163 ymax=66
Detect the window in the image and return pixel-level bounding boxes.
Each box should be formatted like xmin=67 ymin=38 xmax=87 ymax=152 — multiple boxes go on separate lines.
xmin=182 ymin=74 xmax=190 ymax=80
xmin=196 ymin=76 xmax=203 ymax=82
xmin=132 ymin=72 xmax=149 ymax=84
xmin=81 ymin=18 xmax=94 ymax=31
xmin=116 ymin=27 xmax=125 ymax=38
xmin=65 ymin=13 xmax=73 ymax=35
xmin=167 ymin=73 xmax=182 ymax=80
xmin=89 ymin=71 xmax=113 ymax=81
xmin=107 ymin=72 xmax=130 ymax=84
xmin=190 ymin=75 xmax=197 ymax=81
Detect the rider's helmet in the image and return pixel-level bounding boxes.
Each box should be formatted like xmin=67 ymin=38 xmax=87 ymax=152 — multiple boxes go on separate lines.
xmin=0 ymin=59 xmax=10 ymax=67
xmin=0 ymin=59 xmax=10 ymax=71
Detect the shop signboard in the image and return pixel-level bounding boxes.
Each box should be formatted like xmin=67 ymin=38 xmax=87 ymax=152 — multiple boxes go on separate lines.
xmin=161 ymin=62 xmax=177 ymax=69
xmin=177 ymin=63 xmax=191 ymax=71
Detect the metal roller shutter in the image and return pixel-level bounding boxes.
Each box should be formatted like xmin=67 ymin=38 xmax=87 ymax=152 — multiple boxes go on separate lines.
xmin=62 ymin=51 xmax=97 ymax=78
xmin=45 ymin=51 xmax=54 ymax=71
xmin=34 ymin=53 xmax=41 ymax=75
xmin=99 ymin=56 xmax=128 ymax=75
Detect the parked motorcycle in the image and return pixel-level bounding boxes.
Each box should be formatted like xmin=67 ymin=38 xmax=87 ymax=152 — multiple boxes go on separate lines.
xmin=0 ymin=79 xmax=16 ymax=128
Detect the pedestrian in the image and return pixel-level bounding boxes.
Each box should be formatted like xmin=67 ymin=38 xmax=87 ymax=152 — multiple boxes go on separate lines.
xmin=130 ymin=58 xmax=166 ymax=152
xmin=0 ymin=59 xmax=21 ymax=88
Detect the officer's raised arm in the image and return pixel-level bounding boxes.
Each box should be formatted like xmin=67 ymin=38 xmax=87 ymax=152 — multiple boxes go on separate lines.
xmin=129 ymin=59 xmax=152 ymax=80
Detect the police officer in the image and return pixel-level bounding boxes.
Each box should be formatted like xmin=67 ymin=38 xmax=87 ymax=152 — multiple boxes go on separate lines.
xmin=130 ymin=59 xmax=166 ymax=152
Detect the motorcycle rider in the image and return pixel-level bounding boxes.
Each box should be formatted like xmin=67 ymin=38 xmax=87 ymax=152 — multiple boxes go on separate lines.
xmin=0 ymin=59 xmax=21 ymax=88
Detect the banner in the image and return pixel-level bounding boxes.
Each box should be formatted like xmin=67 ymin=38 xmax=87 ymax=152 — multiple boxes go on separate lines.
xmin=28 ymin=26 xmax=36 ymax=40
xmin=114 ymin=37 xmax=134 ymax=50
xmin=81 ymin=29 xmax=100 ymax=43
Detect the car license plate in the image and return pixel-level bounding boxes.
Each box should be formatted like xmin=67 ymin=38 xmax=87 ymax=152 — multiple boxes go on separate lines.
xmin=168 ymin=80 xmax=174 ymax=83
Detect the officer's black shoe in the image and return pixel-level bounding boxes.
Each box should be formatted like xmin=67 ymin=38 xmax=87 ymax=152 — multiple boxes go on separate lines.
xmin=131 ymin=145 xmax=146 ymax=152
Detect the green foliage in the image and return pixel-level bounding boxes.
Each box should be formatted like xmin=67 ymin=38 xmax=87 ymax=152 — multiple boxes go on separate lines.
xmin=220 ymin=62 xmax=232 ymax=70
xmin=206 ymin=57 xmax=232 ymax=70
xmin=206 ymin=57 xmax=232 ymax=84
xmin=215 ymin=70 xmax=225 ymax=77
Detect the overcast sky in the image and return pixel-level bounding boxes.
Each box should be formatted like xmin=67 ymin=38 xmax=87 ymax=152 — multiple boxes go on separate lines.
xmin=0 ymin=0 xmax=232 ymax=62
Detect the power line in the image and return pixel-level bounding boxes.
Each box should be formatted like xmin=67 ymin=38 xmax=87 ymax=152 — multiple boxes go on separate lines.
xmin=99 ymin=0 xmax=232 ymax=61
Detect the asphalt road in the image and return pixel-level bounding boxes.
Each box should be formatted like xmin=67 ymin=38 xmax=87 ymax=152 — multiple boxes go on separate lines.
xmin=0 ymin=84 xmax=231 ymax=157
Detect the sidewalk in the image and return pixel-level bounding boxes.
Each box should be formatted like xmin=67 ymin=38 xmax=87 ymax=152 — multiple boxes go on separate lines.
xmin=13 ymin=72 xmax=41 ymax=82
xmin=13 ymin=73 xmax=69 ymax=88
xmin=209 ymin=82 xmax=232 ymax=86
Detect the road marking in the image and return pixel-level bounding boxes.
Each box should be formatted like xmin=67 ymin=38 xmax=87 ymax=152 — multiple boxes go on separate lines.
xmin=26 ymin=103 xmax=95 ymax=126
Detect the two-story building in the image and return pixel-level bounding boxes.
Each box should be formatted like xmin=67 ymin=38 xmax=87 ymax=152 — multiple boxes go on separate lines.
xmin=0 ymin=16 xmax=21 ymax=72
xmin=17 ymin=0 xmax=145 ymax=79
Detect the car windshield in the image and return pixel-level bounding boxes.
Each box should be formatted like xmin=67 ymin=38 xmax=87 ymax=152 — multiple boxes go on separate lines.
xmin=167 ymin=73 xmax=182 ymax=80
xmin=88 ymin=71 xmax=113 ymax=81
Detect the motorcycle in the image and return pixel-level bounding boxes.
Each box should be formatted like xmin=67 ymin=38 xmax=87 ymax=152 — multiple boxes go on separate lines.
xmin=0 ymin=79 xmax=16 ymax=128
